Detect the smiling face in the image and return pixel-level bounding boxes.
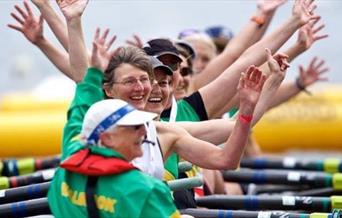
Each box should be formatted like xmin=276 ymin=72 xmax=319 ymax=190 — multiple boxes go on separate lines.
xmin=174 ymin=54 xmax=192 ymax=100
xmin=104 ymin=63 xmax=152 ymax=110
xmin=101 ymin=124 xmax=147 ymax=161
xmin=145 ymin=69 xmax=171 ymax=115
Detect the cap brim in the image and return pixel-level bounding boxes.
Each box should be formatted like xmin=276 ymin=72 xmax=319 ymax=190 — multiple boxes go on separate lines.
xmin=156 ymin=52 xmax=182 ymax=63
xmin=154 ymin=65 xmax=173 ymax=76
xmin=175 ymin=41 xmax=196 ymax=58
xmin=116 ymin=110 xmax=157 ymax=126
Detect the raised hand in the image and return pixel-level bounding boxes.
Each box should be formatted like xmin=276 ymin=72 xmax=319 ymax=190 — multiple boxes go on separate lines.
xmin=297 ymin=57 xmax=329 ymax=87
xmin=297 ymin=17 xmax=329 ymax=51
xmin=257 ymin=0 xmax=287 ymax=14
xmin=125 ymin=34 xmax=144 ymax=48
xmin=90 ymin=28 xmax=117 ymax=72
xmin=292 ymin=0 xmax=320 ymax=26
xmin=8 ymin=1 xmax=44 ymax=45
xmin=56 ymin=0 xmax=89 ymax=20
xmin=266 ymin=48 xmax=289 ymax=75
xmin=238 ymin=66 xmax=266 ymax=111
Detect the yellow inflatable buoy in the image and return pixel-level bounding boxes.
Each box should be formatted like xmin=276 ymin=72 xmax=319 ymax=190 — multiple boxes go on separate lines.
xmin=254 ymin=89 xmax=342 ymax=152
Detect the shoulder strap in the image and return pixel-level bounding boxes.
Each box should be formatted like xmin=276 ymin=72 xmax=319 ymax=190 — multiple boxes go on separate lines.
xmin=86 ymin=176 xmax=100 ymax=218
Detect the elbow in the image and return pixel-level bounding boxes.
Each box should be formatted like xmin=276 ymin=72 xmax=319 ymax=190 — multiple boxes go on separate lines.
xmin=217 ymin=159 xmax=240 ymax=171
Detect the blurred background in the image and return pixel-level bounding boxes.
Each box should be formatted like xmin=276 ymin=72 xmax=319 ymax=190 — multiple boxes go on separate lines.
xmin=0 ymin=0 xmax=341 ymax=97
xmin=1 ymin=1 xmax=342 ymax=157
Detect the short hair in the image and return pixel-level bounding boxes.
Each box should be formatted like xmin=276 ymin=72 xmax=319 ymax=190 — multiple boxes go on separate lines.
xmin=104 ymin=46 xmax=154 ymax=86
xmin=183 ymin=33 xmax=217 ymax=55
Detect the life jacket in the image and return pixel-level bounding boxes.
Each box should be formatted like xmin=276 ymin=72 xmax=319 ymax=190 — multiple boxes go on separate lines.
xmin=60 ymin=148 xmax=136 ymax=218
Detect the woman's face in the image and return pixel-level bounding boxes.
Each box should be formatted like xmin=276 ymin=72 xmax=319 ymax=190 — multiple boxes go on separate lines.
xmin=174 ymin=54 xmax=191 ymax=100
xmin=103 ymin=124 xmax=147 ymax=161
xmin=144 ymin=69 xmax=171 ymax=116
xmin=157 ymin=54 xmax=181 ymax=93
xmin=104 ymin=63 xmax=152 ymax=110
xmin=191 ymin=40 xmax=216 ymax=74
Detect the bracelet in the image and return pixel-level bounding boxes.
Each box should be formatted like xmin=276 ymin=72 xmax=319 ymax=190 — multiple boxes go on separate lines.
xmin=251 ymin=15 xmax=265 ymax=27
xmin=238 ymin=114 xmax=253 ymax=124
xmin=295 ymin=77 xmax=312 ymax=95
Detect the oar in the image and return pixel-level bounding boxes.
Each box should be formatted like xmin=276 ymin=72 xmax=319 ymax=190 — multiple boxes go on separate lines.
xmin=0 ymin=198 xmax=50 ymax=218
xmin=168 ymin=176 xmax=203 ymax=191
xmin=241 ymin=157 xmax=342 ymax=173
xmin=196 ymin=195 xmax=342 ymax=212
xmin=0 ymin=168 xmax=55 ymax=190
xmin=0 ymin=176 xmax=203 ymax=204
xmin=0 ymin=156 xmax=60 ymax=177
xmin=0 ymin=182 xmax=50 ymax=204
xmin=178 ymin=161 xmax=193 ymax=173
xmin=222 ymin=169 xmax=342 ymax=190
xmin=181 ymin=208 xmax=342 ymax=218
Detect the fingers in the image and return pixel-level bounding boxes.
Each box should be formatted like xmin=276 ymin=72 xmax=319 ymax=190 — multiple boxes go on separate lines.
xmin=133 ymin=34 xmax=143 ymax=47
xmin=101 ymin=28 xmax=110 ymax=41
xmin=23 ymin=1 xmax=33 ymax=17
xmin=14 ymin=4 xmax=28 ymax=19
xmin=313 ymin=24 xmax=325 ymax=34
xmin=7 ymin=24 xmax=23 ymax=33
xmin=94 ymin=27 xmax=100 ymax=41
xmin=265 ymin=48 xmax=273 ymax=61
xmin=10 ymin=12 xmax=25 ymax=25
xmin=38 ymin=15 xmax=44 ymax=25
xmin=237 ymin=73 xmax=245 ymax=90
xmin=92 ymin=41 xmax=98 ymax=55
xmin=310 ymin=15 xmax=321 ymax=27
xmin=106 ymin=35 xmax=117 ymax=51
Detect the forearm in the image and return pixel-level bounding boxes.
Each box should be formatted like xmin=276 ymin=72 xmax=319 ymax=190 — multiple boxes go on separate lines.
xmin=201 ymin=16 xmax=302 ymax=119
xmin=192 ymin=8 xmax=274 ymax=91
xmin=35 ymin=38 xmax=73 ymax=79
xmin=67 ymin=17 xmax=89 ymax=83
xmin=283 ymin=42 xmax=306 ymax=62
xmin=249 ymin=9 xmax=276 ymax=45
xmin=220 ymin=114 xmax=252 ymax=170
xmin=268 ymin=81 xmax=301 ymax=108
xmin=178 ymin=119 xmax=234 ymax=144
xmin=34 ymin=3 xmax=69 ymax=51
xmin=251 ymin=73 xmax=284 ymax=126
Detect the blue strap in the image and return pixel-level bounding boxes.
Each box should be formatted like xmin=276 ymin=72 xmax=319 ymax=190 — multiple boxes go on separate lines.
xmin=87 ymin=104 xmax=135 ymax=144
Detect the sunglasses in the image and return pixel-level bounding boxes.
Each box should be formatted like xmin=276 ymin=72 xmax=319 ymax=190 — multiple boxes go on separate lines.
xmin=120 ymin=124 xmax=145 ymax=130
xmin=180 ymin=67 xmax=193 ymax=76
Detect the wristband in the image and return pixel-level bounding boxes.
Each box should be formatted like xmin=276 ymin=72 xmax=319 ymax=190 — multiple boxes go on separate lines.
xmin=295 ymin=77 xmax=312 ymax=95
xmin=251 ymin=15 xmax=265 ymax=27
xmin=238 ymin=114 xmax=253 ymax=124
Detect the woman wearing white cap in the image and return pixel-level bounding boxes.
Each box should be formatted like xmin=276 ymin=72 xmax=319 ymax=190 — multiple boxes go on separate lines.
xmin=48 ymin=98 xmax=182 ymax=217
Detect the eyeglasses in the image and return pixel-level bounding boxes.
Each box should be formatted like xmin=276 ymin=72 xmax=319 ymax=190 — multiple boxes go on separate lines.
xmin=113 ymin=76 xmax=151 ymax=87
xmin=119 ymin=124 xmax=145 ymax=130
xmin=180 ymin=67 xmax=193 ymax=77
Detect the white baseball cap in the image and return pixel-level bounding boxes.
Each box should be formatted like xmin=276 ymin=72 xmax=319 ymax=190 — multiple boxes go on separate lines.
xmin=81 ymin=99 xmax=157 ymax=145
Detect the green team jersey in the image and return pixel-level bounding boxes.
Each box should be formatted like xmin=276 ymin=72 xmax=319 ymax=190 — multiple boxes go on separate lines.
xmin=48 ymin=68 xmax=179 ymax=218
xmin=160 ymin=92 xmax=208 ymax=180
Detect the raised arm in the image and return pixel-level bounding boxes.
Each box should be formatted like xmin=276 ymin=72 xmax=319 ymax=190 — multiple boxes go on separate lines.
xmin=190 ymin=0 xmax=286 ymax=92
xmin=267 ymin=17 xmax=328 ymax=108
xmin=270 ymin=57 xmax=328 ymax=108
xmin=31 ymin=0 xmax=69 ymax=51
xmin=56 ymin=0 xmax=89 ymax=82
xmin=200 ymin=0 xmax=319 ymax=119
xmin=160 ymin=66 xmax=265 ymax=170
xmin=8 ymin=1 xmax=72 ymax=78
xmin=251 ymin=49 xmax=288 ymax=125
